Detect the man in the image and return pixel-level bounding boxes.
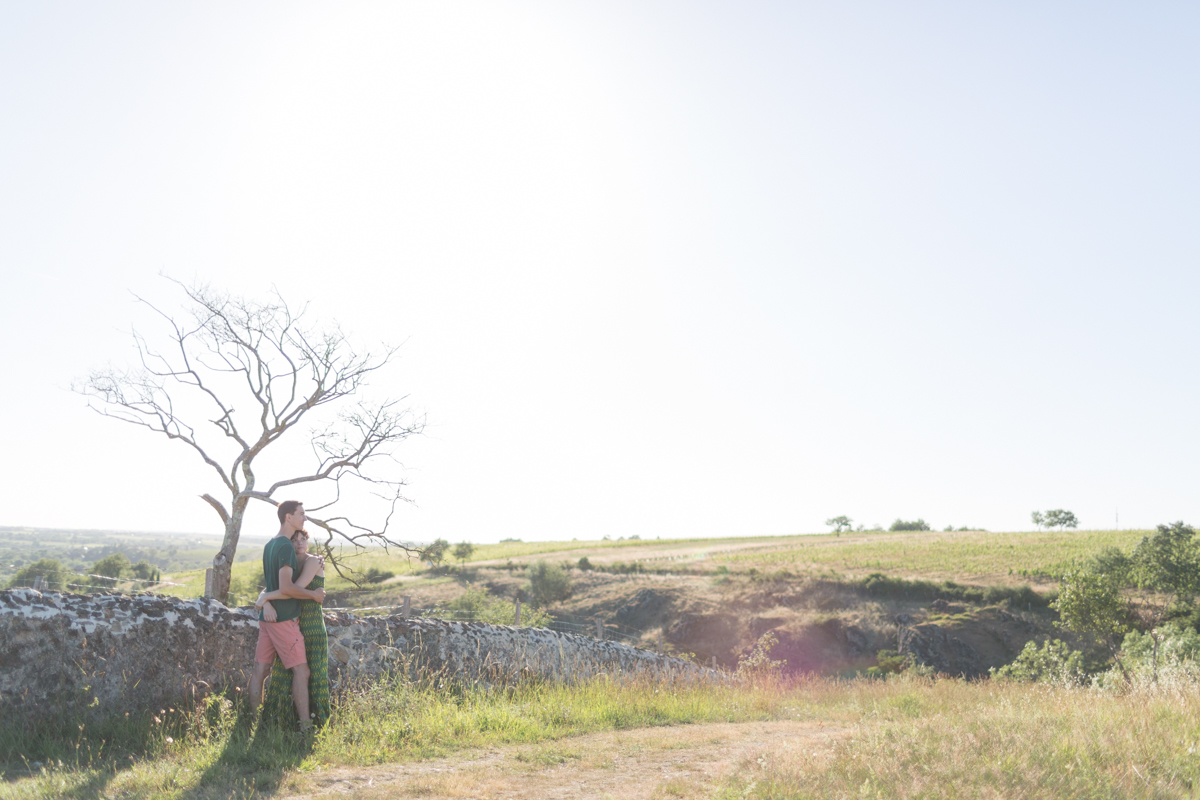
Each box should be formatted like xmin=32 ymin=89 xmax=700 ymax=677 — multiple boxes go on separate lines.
xmin=248 ymin=500 xmax=326 ymax=728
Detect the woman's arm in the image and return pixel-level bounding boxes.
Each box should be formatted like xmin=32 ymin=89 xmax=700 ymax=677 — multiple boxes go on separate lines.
xmin=291 ymin=554 xmax=323 ymax=589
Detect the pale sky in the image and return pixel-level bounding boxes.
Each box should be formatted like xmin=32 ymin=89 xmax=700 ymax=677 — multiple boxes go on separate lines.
xmin=2 ymin=2 xmax=1198 ymax=545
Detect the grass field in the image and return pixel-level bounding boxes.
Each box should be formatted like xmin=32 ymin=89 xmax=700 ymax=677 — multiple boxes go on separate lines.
xmin=6 ymin=672 xmax=1199 ymax=799
xmin=2 ymin=525 xmax=1188 ymax=798
xmin=139 ymin=527 xmax=1152 ymax=613
xmin=5 ymin=526 xmax=1157 ymax=606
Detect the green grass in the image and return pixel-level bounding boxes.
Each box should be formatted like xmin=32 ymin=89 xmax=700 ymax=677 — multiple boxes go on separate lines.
xmin=0 ymin=674 xmax=782 ymax=799
xmin=716 ymin=675 xmax=1200 ymax=799
xmin=9 ymin=673 xmax=1200 ymax=799
xmin=710 ymin=529 xmax=1153 ymax=581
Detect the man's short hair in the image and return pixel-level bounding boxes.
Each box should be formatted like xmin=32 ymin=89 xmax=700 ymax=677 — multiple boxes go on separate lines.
xmin=277 ymin=500 xmax=303 ymax=525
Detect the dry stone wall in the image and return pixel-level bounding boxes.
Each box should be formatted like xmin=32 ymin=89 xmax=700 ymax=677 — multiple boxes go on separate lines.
xmin=0 ymin=589 xmax=711 ymax=727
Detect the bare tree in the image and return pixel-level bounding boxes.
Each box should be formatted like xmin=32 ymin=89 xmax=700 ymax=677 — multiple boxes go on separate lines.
xmin=75 ymin=279 xmax=424 ymax=603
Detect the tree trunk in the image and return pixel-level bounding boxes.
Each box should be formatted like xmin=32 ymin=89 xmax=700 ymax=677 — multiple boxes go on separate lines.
xmin=211 ymin=498 xmax=248 ymax=604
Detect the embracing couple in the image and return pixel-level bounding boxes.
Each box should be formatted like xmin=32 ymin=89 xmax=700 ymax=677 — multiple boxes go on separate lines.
xmin=247 ymin=500 xmax=332 ymax=730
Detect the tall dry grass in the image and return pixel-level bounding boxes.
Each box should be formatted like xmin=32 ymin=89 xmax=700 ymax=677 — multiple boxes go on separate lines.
xmin=718 ymin=674 xmax=1200 ymax=799
xmin=8 ymin=667 xmax=1200 ymax=798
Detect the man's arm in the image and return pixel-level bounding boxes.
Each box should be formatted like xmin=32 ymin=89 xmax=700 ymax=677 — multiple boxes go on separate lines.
xmin=277 ymin=565 xmax=326 ymax=602
xmin=260 ymin=556 xmax=322 ymax=603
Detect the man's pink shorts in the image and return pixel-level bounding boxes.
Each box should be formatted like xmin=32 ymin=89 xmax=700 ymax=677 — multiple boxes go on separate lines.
xmin=255 ymin=619 xmax=307 ymax=669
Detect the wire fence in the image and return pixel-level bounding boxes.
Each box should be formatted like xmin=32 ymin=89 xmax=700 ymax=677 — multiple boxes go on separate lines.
xmin=3 ymin=568 xmax=728 ymax=668
xmin=1 ymin=566 xmax=185 ymax=592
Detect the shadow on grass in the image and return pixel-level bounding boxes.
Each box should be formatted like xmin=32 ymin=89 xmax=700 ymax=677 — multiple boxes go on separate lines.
xmin=177 ymin=709 xmax=313 ymax=800
xmin=1 ymin=701 xmax=313 ymax=800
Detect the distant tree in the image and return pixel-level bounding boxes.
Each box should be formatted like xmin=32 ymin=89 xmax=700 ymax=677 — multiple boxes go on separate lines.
xmin=91 ymin=553 xmax=131 ymax=589
xmin=1031 ymin=511 xmax=1045 ymax=531
xmin=9 ymin=558 xmax=67 ymax=591
xmin=825 ymin=516 xmax=853 ymax=533
xmin=453 ymin=541 xmax=475 ymax=565
xmin=1044 ymin=510 xmax=1079 ymax=530
xmin=527 ymin=560 xmax=573 ymax=607
xmin=129 ymin=560 xmax=161 ymax=585
xmin=422 ymin=538 xmax=450 ymax=568
xmin=73 ymin=279 xmax=424 ymax=603
xmin=889 ymin=519 xmax=931 ymax=532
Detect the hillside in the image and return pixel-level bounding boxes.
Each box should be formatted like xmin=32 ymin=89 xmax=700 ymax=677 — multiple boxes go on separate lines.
xmin=6 ymin=526 xmax=1152 ymax=677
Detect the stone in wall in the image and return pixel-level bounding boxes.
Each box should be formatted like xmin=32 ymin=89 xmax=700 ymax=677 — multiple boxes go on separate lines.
xmin=0 ymin=590 xmax=716 ymax=729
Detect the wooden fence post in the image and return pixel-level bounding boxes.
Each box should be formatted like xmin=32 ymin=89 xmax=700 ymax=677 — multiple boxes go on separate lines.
xmin=595 ymin=617 xmax=604 ymax=640
xmin=402 ymin=595 xmax=412 ymax=619
xmin=203 ymin=569 xmax=213 ymax=599
xmin=657 ymin=630 xmax=663 ymax=653
xmin=32 ymin=576 xmax=42 ymax=591
xmin=514 ymin=598 xmax=521 ymax=626
xmin=711 ymin=655 xmax=717 ymax=671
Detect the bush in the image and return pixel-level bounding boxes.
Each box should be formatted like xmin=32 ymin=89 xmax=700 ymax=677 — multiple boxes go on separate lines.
xmin=527 ymin=560 xmax=573 ymax=607
xmin=8 ymin=558 xmax=67 ymax=591
xmin=889 ymin=519 xmax=931 ymax=532
xmin=362 ymin=567 xmax=395 ymax=584
xmin=991 ymin=639 xmax=1084 ymax=685
xmin=866 ymin=649 xmax=908 ymax=678
xmin=736 ymin=631 xmax=787 ymax=679
xmin=425 ymin=584 xmax=552 ymax=627
xmin=129 ymin=560 xmax=161 ymax=585
xmin=577 ymin=557 xmax=593 ymax=571
xmin=853 ymin=573 xmax=1051 ymax=608
xmin=1121 ymin=624 xmax=1200 ymax=669
xmin=91 ymin=553 xmax=131 ymax=589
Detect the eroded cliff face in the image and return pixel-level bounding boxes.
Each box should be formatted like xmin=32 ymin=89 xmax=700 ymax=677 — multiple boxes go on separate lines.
xmin=0 ymin=589 xmax=712 ymax=728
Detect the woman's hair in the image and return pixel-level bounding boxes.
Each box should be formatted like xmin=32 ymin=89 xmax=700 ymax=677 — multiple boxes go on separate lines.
xmin=290 ymin=528 xmax=310 ymax=542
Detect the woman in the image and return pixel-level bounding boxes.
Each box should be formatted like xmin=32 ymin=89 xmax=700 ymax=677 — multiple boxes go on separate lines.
xmin=256 ymin=528 xmax=331 ymax=728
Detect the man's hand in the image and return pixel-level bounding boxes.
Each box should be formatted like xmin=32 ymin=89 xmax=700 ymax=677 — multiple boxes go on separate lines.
xmin=261 ymin=601 xmax=277 ymax=622
xmin=311 ymin=587 xmax=326 ymax=604
xmin=255 ymin=590 xmax=268 ymax=609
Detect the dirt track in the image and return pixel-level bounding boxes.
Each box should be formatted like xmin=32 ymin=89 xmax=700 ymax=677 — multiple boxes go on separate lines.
xmin=279 ymin=720 xmax=850 ymax=799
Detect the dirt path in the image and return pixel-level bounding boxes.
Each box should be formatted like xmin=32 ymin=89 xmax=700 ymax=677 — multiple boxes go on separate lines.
xmin=279 ymin=720 xmax=850 ymax=799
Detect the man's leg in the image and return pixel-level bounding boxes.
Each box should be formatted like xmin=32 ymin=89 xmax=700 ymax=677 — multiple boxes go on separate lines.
xmin=248 ymin=661 xmax=273 ymax=710
xmin=291 ymin=663 xmax=311 ymax=727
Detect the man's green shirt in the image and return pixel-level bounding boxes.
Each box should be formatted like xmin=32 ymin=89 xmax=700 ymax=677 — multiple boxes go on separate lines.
xmin=261 ymin=536 xmax=301 ymax=622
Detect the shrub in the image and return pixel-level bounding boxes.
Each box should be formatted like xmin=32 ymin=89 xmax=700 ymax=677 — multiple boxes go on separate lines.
xmin=129 ymin=560 xmax=161 ymax=585
xmin=362 ymin=567 xmax=395 ymax=584
xmin=866 ymin=649 xmax=908 ymax=678
xmin=853 ymin=573 xmax=1051 ymax=608
xmin=527 ymin=560 xmax=573 ymax=607
xmin=8 ymin=558 xmax=67 ymax=591
xmin=425 ymin=584 xmax=552 ymax=627
xmin=889 ymin=519 xmax=931 ymax=532
xmin=736 ymin=631 xmax=787 ymax=679
xmin=91 ymin=553 xmax=131 ymax=589
xmin=992 ymin=639 xmax=1084 ymax=685
xmin=577 ymin=557 xmax=593 ymax=571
